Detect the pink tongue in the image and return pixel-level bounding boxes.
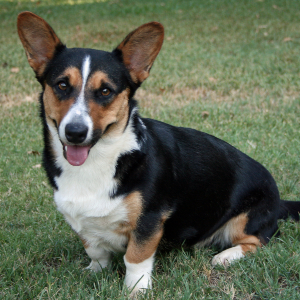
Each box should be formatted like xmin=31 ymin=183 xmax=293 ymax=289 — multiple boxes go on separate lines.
xmin=66 ymin=145 xmax=91 ymax=166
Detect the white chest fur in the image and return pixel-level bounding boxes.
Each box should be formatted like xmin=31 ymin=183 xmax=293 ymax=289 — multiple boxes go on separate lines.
xmin=49 ymin=122 xmax=140 ymax=252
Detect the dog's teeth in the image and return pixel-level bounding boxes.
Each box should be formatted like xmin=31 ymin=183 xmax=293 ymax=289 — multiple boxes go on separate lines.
xmin=65 ymin=146 xmax=67 ymax=151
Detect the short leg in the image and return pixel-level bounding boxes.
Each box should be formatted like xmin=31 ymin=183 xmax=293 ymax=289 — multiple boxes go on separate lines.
xmin=85 ymin=245 xmax=112 ymax=272
xmin=212 ymin=236 xmax=261 ymax=266
xmin=210 ymin=213 xmax=264 ymax=266
xmin=124 ymin=253 xmax=155 ymax=294
xmin=124 ymin=228 xmax=163 ymax=296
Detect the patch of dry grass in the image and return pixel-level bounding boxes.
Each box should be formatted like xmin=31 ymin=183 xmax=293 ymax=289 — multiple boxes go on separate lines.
xmin=136 ymin=86 xmax=300 ymax=113
xmin=0 ymin=93 xmax=38 ymax=108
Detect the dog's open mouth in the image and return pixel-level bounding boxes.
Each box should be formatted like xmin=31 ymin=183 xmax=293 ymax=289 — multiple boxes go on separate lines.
xmin=63 ymin=145 xmax=92 ymax=166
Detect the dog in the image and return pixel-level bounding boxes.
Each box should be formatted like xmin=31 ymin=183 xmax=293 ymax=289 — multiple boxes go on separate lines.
xmin=17 ymin=11 xmax=300 ymax=296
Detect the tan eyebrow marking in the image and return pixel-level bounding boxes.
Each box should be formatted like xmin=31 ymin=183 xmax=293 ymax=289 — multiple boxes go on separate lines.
xmin=59 ymin=67 xmax=82 ymax=88
xmin=87 ymin=71 xmax=117 ymax=91
xmin=124 ymin=211 xmax=171 ymax=265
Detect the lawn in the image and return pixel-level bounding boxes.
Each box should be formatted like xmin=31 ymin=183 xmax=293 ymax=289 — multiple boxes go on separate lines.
xmin=0 ymin=0 xmax=299 ymax=299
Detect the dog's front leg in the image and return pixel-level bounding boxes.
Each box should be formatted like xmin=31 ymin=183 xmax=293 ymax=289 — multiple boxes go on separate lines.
xmin=124 ymin=252 xmax=155 ymax=295
xmin=81 ymin=238 xmax=112 ymax=272
xmin=124 ymin=226 xmax=163 ymax=296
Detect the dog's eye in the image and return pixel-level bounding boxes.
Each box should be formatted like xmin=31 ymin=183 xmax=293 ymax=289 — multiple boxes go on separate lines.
xmin=58 ymin=81 xmax=67 ymax=91
xmin=100 ymin=88 xmax=111 ymax=96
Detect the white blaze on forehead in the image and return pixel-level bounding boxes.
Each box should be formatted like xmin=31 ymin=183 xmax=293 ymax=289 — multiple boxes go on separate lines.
xmin=58 ymin=55 xmax=93 ymax=144
xmin=77 ymin=55 xmax=91 ymax=105
xmin=81 ymin=56 xmax=91 ymax=93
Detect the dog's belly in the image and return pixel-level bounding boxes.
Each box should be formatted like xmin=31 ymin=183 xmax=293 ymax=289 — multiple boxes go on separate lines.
xmin=54 ymin=189 xmax=129 ymax=252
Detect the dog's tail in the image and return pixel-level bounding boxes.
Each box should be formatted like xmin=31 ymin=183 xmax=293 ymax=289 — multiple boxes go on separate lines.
xmin=278 ymin=200 xmax=300 ymax=221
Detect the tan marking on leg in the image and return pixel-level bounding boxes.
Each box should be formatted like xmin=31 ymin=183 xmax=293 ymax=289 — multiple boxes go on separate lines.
xmin=233 ymin=235 xmax=262 ymax=254
xmin=125 ymin=228 xmax=164 ymax=264
xmin=114 ymin=191 xmax=143 ymax=238
xmin=196 ymin=213 xmax=248 ymax=248
xmin=124 ymin=191 xmax=143 ymax=227
xmin=230 ymin=213 xmax=262 ymax=255
xmin=125 ymin=212 xmax=170 ymax=264
xmin=88 ymin=89 xmax=130 ymax=137
xmin=211 ymin=214 xmax=262 ymax=266
xmin=196 ymin=213 xmax=262 ymax=252
xmin=239 ymin=243 xmax=258 ymax=254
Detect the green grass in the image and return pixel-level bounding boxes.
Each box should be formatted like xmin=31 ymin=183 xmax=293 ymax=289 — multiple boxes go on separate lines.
xmin=1 ymin=0 xmax=300 ymax=299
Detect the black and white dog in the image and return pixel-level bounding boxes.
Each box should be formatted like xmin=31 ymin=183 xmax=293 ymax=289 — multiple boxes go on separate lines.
xmin=17 ymin=11 xmax=300 ymax=296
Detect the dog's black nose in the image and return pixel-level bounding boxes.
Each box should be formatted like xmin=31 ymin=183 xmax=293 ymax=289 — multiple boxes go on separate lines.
xmin=65 ymin=123 xmax=88 ymax=144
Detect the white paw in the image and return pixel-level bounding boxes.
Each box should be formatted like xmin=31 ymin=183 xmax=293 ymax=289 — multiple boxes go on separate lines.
xmin=125 ymin=272 xmax=152 ymax=298
xmin=85 ymin=259 xmax=108 ymax=272
xmin=84 ymin=247 xmax=111 ymax=272
xmin=124 ymin=254 xmax=154 ymax=297
xmin=211 ymin=245 xmax=244 ymax=266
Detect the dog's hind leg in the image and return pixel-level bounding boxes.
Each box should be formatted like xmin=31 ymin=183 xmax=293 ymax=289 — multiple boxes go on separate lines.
xmin=211 ymin=213 xmax=263 ymax=266
xmin=211 ymin=235 xmax=261 ymax=266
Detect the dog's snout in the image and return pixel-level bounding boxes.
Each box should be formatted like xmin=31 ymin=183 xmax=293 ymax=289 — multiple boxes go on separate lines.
xmin=65 ymin=123 xmax=88 ymax=144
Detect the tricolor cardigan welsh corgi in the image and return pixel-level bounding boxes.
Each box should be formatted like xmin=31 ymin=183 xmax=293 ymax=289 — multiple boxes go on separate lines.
xmin=17 ymin=11 xmax=300 ymax=296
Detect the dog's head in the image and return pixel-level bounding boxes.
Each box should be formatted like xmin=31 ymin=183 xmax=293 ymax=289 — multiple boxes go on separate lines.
xmin=17 ymin=12 xmax=164 ymax=166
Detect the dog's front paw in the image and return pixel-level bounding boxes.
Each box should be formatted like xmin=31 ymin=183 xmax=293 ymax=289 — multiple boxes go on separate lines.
xmin=125 ymin=272 xmax=152 ymax=298
xmin=123 ymin=254 xmax=154 ymax=298
xmin=84 ymin=247 xmax=111 ymax=272
xmin=85 ymin=260 xmax=108 ymax=272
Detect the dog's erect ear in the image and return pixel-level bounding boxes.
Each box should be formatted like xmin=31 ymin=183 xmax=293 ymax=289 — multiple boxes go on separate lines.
xmin=17 ymin=11 xmax=64 ymax=77
xmin=115 ymin=22 xmax=164 ymax=84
